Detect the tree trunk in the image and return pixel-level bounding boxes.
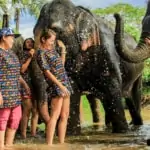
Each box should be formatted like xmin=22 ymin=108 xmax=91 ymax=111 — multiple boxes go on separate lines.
xmin=2 ymin=14 xmax=9 ymax=28
xmin=15 ymin=8 xmax=20 ymax=33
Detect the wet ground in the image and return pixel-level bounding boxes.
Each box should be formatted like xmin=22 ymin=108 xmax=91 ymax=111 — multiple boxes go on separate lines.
xmin=4 ymin=107 xmax=150 ymax=150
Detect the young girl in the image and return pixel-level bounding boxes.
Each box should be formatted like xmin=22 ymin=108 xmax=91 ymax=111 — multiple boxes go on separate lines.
xmin=20 ymin=38 xmax=39 ymax=138
xmin=36 ymin=29 xmax=73 ymax=145
xmin=0 ymin=27 xmax=30 ymax=149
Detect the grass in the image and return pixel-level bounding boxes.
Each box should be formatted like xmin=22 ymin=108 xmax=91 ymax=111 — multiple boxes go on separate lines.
xmin=81 ymin=95 xmax=105 ymax=124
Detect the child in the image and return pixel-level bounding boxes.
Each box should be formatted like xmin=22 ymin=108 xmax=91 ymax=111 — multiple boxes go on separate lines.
xmin=0 ymin=27 xmax=30 ymax=149
xmin=36 ymin=29 xmax=73 ymax=145
xmin=20 ymin=38 xmax=39 ymax=138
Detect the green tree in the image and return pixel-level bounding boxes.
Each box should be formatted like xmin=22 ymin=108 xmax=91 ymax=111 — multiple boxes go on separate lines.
xmin=0 ymin=0 xmax=48 ymax=32
xmin=92 ymin=3 xmax=150 ymax=83
xmin=92 ymin=3 xmax=145 ymax=41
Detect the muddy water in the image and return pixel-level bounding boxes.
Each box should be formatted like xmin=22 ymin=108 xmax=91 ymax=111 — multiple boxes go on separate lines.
xmin=5 ymin=107 xmax=150 ymax=150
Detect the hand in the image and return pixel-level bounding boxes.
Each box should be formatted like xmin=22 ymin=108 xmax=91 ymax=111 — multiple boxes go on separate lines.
xmin=0 ymin=92 xmax=3 ymax=105
xmin=57 ymin=40 xmax=66 ymax=53
xmin=145 ymin=38 xmax=150 ymax=45
xmin=29 ymin=49 xmax=35 ymax=57
xmin=60 ymin=85 xmax=70 ymax=97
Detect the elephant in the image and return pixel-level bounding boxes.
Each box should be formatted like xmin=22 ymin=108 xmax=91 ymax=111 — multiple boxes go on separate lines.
xmin=114 ymin=0 xmax=150 ymax=63
xmin=33 ymin=0 xmax=144 ymax=134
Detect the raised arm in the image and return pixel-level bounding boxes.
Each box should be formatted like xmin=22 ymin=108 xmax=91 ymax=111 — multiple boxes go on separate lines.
xmin=57 ymin=40 xmax=66 ymax=66
xmin=20 ymin=49 xmax=35 ymax=73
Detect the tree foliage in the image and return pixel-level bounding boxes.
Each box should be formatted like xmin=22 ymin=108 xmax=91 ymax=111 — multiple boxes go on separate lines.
xmin=0 ymin=0 xmax=48 ymax=32
xmin=92 ymin=3 xmax=150 ymax=83
xmin=92 ymin=3 xmax=145 ymax=41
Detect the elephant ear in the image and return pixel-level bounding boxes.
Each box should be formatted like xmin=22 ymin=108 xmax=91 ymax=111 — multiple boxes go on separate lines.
xmin=75 ymin=6 xmax=100 ymax=49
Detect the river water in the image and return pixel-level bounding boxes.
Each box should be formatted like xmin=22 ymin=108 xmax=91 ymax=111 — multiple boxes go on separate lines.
xmin=3 ymin=107 xmax=150 ymax=150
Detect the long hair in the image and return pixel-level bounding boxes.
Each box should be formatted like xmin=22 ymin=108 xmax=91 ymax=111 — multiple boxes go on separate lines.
xmin=23 ymin=38 xmax=34 ymax=51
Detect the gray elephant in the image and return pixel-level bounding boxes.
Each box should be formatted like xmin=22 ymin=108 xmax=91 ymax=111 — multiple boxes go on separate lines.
xmin=33 ymin=0 xmax=144 ymax=134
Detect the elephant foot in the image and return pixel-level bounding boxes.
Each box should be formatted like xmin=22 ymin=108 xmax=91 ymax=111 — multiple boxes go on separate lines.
xmin=105 ymin=122 xmax=112 ymax=128
xmin=133 ymin=120 xmax=143 ymax=126
xmin=131 ymin=117 xmax=143 ymax=126
xmin=129 ymin=120 xmax=133 ymax=125
xmin=66 ymin=126 xmax=81 ymax=136
xmin=112 ymin=128 xmax=128 ymax=133
xmin=112 ymin=125 xmax=128 ymax=133
xmin=147 ymin=139 xmax=150 ymax=146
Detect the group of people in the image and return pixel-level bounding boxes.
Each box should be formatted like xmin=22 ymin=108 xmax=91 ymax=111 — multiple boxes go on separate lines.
xmin=0 ymin=27 xmax=73 ymax=149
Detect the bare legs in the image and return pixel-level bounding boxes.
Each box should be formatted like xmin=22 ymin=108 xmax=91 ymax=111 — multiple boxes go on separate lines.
xmin=31 ymin=102 xmax=39 ymax=137
xmin=20 ymin=98 xmax=39 ymax=138
xmin=20 ymin=99 xmax=32 ymax=138
xmin=5 ymin=128 xmax=16 ymax=146
xmin=0 ymin=131 xmax=5 ymax=149
xmin=46 ymin=96 xmax=70 ymax=145
xmin=58 ymin=96 xmax=70 ymax=143
xmin=0 ymin=128 xmax=17 ymax=149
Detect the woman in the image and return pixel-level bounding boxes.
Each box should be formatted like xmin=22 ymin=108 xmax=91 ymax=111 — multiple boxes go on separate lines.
xmin=36 ymin=29 xmax=73 ymax=145
xmin=20 ymin=38 xmax=39 ymax=138
xmin=0 ymin=27 xmax=30 ymax=148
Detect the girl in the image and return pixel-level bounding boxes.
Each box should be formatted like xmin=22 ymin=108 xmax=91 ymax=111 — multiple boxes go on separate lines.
xmin=0 ymin=27 xmax=30 ymax=148
xmin=36 ymin=29 xmax=73 ymax=145
xmin=20 ymin=38 xmax=39 ymax=138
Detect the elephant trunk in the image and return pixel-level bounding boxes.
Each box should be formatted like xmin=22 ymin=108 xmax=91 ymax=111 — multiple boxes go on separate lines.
xmin=114 ymin=13 xmax=150 ymax=63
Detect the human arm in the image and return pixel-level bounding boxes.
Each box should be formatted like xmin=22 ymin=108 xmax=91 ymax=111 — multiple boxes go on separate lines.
xmin=44 ymin=70 xmax=70 ymax=96
xmin=36 ymin=50 xmax=70 ymax=96
xmin=0 ymin=92 xmax=3 ymax=105
xmin=57 ymin=40 xmax=66 ymax=65
xmin=20 ymin=49 xmax=35 ymax=73
xmin=19 ymin=76 xmax=30 ymax=95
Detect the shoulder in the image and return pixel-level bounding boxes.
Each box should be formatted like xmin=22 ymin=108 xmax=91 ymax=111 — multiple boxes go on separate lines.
xmin=37 ymin=49 xmax=46 ymax=60
xmin=0 ymin=48 xmax=3 ymax=54
xmin=0 ymin=48 xmax=4 ymax=58
xmin=10 ymin=49 xmax=18 ymax=56
xmin=37 ymin=49 xmax=43 ymax=55
xmin=37 ymin=49 xmax=43 ymax=57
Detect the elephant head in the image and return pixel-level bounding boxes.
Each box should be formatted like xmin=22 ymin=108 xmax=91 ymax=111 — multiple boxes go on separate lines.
xmin=34 ymin=0 xmax=100 ymax=57
xmin=114 ymin=0 xmax=150 ymax=63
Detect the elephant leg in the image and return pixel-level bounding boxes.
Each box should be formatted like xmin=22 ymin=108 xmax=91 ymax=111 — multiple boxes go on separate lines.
xmin=67 ymin=92 xmax=81 ymax=135
xmin=131 ymin=76 xmax=143 ymax=125
xmin=103 ymin=77 xmax=128 ymax=133
xmin=86 ymin=94 xmax=101 ymax=123
xmin=125 ymin=98 xmax=142 ymax=125
xmin=100 ymin=98 xmax=111 ymax=127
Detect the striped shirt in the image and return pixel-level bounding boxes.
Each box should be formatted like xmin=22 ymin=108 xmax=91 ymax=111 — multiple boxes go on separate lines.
xmin=37 ymin=49 xmax=73 ymax=97
xmin=0 ymin=48 xmax=21 ymax=108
